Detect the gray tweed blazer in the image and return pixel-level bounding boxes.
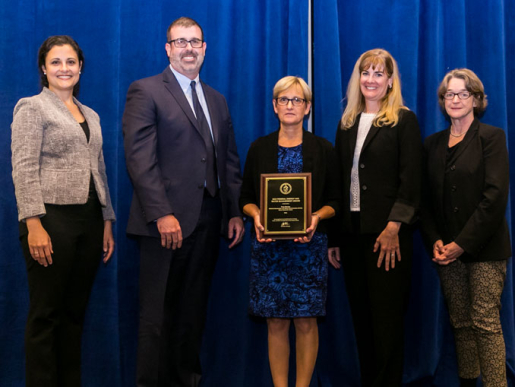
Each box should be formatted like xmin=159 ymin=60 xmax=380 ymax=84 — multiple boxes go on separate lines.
xmin=11 ymin=87 xmax=115 ymax=222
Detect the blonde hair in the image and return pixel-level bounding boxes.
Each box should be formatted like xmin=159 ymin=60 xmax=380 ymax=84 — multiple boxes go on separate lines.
xmin=437 ymin=68 xmax=488 ymax=117
xmin=273 ymin=76 xmax=312 ymax=102
xmin=340 ymin=49 xmax=406 ymax=129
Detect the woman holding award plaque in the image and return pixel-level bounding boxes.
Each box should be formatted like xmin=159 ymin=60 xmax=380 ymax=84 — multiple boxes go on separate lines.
xmin=240 ymin=76 xmax=340 ymax=387
xmin=328 ymin=49 xmax=422 ymax=386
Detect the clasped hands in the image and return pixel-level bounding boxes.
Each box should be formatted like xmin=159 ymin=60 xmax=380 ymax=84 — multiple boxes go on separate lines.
xmin=432 ymin=240 xmax=463 ymax=265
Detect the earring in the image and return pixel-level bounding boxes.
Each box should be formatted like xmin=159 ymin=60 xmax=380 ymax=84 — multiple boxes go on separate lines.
xmin=44 ymin=72 xmax=47 ymax=75
xmin=79 ymin=71 xmax=81 ymax=74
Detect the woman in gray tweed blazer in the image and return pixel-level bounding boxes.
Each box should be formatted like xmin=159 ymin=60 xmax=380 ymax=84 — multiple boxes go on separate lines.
xmin=11 ymin=35 xmax=115 ymax=387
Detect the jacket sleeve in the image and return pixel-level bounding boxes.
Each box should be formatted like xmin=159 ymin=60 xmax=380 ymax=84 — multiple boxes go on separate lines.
xmin=98 ymin=147 xmax=116 ymax=221
xmin=222 ymin=101 xmax=243 ymax=219
xmin=455 ymin=128 xmax=510 ymax=255
xmin=122 ymin=80 xmax=173 ymax=223
xmin=11 ymin=98 xmax=46 ymax=221
xmin=387 ymin=110 xmax=423 ymax=225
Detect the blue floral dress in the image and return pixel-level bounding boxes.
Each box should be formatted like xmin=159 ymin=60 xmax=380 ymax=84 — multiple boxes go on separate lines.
xmin=249 ymin=144 xmax=328 ymax=318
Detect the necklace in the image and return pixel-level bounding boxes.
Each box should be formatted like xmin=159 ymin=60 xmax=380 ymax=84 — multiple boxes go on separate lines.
xmin=450 ymin=126 xmax=467 ymax=138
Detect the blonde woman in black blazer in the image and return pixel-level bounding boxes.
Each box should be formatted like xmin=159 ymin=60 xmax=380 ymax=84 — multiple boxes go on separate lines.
xmin=11 ymin=36 xmax=115 ymax=387
xmin=421 ymin=69 xmax=510 ymax=387
xmin=328 ymin=49 xmax=422 ymax=387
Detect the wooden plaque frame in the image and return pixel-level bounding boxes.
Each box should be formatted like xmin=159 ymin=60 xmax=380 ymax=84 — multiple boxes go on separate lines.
xmin=260 ymin=173 xmax=312 ymax=239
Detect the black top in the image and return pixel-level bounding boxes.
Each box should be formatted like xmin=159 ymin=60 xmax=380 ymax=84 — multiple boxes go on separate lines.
xmin=79 ymin=120 xmax=96 ymax=195
xmin=79 ymin=120 xmax=90 ymax=143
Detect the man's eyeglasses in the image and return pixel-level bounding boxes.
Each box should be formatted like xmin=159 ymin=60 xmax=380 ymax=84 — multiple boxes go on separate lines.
xmin=168 ymin=38 xmax=204 ymax=48
xmin=443 ymin=91 xmax=473 ymax=100
xmin=276 ymin=97 xmax=306 ymax=106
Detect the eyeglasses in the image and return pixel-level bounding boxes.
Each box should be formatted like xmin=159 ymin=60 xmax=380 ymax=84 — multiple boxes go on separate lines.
xmin=276 ymin=97 xmax=306 ymax=106
xmin=168 ymin=38 xmax=204 ymax=48
xmin=443 ymin=91 xmax=473 ymax=100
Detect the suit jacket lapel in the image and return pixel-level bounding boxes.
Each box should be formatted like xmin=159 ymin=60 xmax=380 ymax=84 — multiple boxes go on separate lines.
xmin=361 ymin=112 xmax=381 ymax=151
xmin=362 ymin=125 xmax=381 ymax=151
xmin=347 ymin=113 xmax=380 ymax=156
xmin=447 ymin=119 xmax=479 ymax=165
xmin=162 ymin=67 xmax=202 ymax=134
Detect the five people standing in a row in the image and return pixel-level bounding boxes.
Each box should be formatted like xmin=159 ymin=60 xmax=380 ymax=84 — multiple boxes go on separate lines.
xmin=10 ymin=16 xmax=510 ymax=387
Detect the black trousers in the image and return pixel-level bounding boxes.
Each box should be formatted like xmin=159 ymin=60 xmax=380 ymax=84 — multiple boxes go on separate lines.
xmin=20 ymin=196 xmax=104 ymax=387
xmin=341 ymin=213 xmax=412 ymax=387
xmin=137 ymin=194 xmax=222 ymax=387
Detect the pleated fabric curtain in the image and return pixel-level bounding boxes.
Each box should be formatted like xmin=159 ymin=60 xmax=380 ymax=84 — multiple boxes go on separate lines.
xmin=313 ymin=1 xmax=515 ymax=385
xmin=0 ymin=0 xmax=308 ymax=386
xmin=1 ymin=0 xmax=515 ymax=386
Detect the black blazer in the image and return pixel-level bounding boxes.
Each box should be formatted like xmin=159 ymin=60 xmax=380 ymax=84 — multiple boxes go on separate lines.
xmin=123 ymin=67 xmax=242 ymax=239
xmin=334 ymin=109 xmax=422 ymax=234
xmin=421 ymin=119 xmax=511 ymax=262
xmin=239 ymin=130 xmax=341 ymax=234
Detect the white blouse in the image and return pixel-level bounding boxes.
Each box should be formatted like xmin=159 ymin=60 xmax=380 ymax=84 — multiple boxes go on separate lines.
xmin=350 ymin=113 xmax=376 ymax=211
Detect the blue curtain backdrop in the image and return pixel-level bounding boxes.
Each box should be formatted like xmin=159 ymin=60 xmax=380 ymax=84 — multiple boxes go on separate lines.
xmin=0 ymin=0 xmax=514 ymax=386
xmin=0 ymin=0 xmax=307 ymax=386
xmin=314 ymin=1 xmax=515 ymax=386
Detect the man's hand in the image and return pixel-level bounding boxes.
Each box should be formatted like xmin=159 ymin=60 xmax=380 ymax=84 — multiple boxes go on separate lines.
xmin=228 ymin=217 xmax=245 ymax=248
xmin=328 ymin=247 xmax=341 ymax=269
xmin=157 ymin=214 xmax=182 ymax=250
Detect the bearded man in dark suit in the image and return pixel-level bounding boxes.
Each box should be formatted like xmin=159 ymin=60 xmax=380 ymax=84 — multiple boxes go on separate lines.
xmin=122 ymin=16 xmax=244 ymax=387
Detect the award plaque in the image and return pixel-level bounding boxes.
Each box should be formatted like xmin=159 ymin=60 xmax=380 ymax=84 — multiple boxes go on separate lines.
xmin=260 ymin=173 xmax=312 ymax=239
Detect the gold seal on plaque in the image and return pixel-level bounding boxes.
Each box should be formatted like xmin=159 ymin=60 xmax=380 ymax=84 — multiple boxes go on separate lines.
xmin=279 ymin=182 xmax=292 ymax=195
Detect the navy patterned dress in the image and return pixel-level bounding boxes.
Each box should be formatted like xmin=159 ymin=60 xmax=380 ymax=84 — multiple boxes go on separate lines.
xmin=249 ymin=144 xmax=328 ymax=318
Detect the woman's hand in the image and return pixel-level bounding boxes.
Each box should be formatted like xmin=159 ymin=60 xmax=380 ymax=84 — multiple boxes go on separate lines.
xmin=374 ymin=221 xmax=401 ymax=271
xmin=432 ymin=239 xmax=445 ymax=260
xmin=253 ymin=214 xmax=273 ymax=243
xmin=328 ymin=247 xmax=341 ymax=269
xmin=294 ymin=213 xmax=320 ymax=243
xmin=26 ymin=217 xmax=53 ymax=267
xmin=432 ymin=241 xmax=462 ymax=265
xmin=431 ymin=239 xmax=452 ymax=265
xmin=103 ymin=220 xmax=115 ymax=263
xmin=243 ymin=203 xmax=273 ymax=243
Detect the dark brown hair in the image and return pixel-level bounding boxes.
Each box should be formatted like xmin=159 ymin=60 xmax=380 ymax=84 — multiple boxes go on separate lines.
xmin=38 ymin=35 xmax=84 ymax=97
xmin=167 ymin=17 xmax=204 ymax=42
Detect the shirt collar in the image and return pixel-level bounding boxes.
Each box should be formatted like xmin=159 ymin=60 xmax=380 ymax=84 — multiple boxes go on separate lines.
xmin=169 ymin=64 xmax=200 ymax=92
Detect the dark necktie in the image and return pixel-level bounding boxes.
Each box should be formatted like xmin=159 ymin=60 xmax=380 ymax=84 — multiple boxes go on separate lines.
xmin=191 ymin=80 xmax=218 ymax=196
